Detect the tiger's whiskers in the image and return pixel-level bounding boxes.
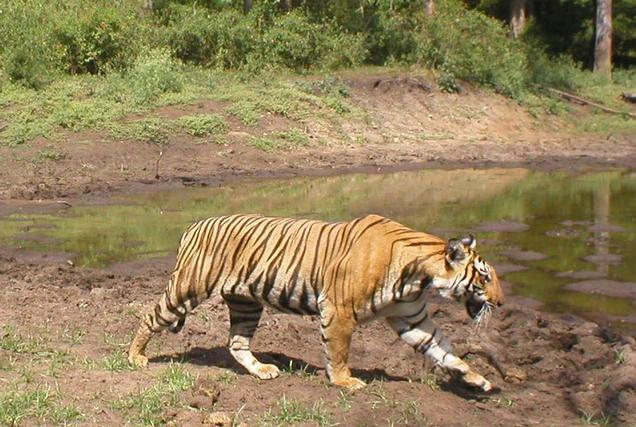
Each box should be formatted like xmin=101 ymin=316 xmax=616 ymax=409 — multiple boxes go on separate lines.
xmin=472 ymin=303 xmax=492 ymax=333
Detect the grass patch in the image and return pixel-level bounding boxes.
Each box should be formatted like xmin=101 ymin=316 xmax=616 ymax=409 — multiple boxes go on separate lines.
xmin=419 ymin=373 xmax=440 ymax=391
xmin=247 ymin=136 xmax=283 ymax=153
xmin=580 ymin=411 xmax=613 ymax=426
xmin=248 ymin=129 xmax=310 ymax=153
xmin=226 ymin=101 xmax=262 ymax=126
xmin=101 ymin=350 xmax=136 ymax=372
xmin=37 ymin=148 xmax=66 ymax=161
xmin=109 ymin=118 xmax=171 ymax=144
xmin=260 ymin=395 xmax=333 ymax=427
xmin=113 ymin=363 xmax=195 ymax=426
xmin=0 ymin=326 xmax=48 ymax=354
xmin=0 ymin=387 xmax=83 ymax=426
xmin=179 ymin=113 xmax=227 ymax=137
xmin=215 ymin=371 xmax=238 ymax=385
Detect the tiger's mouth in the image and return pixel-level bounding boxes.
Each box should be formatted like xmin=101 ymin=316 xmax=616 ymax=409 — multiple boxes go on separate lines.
xmin=466 ymin=298 xmax=484 ymax=319
xmin=466 ymin=298 xmax=494 ymax=329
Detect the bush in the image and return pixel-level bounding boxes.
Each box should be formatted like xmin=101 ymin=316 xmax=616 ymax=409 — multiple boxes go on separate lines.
xmin=254 ymin=12 xmax=366 ymax=71
xmin=179 ymin=114 xmax=227 ymax=137
xmin=366 ymin=12 xmax=421 ymax=65
xmin=126 ymin=49 xmax=184 ymax=104
xmin=165 ymin=6 xmax=254 ymax=68
xmin=164 ymin=6 xmax=365 ymax=72
xmin=53 ymin=6 xmax=139 ymax=74
xmin=4 ymin=47 xmax=52 ymax=89
xmin=418 ymin=1 xmax=528 ymax=98
xmin=0 ymin=1 xmax=59 ymax=88
xmin=525 ymin=45 xmax=583 ymax=91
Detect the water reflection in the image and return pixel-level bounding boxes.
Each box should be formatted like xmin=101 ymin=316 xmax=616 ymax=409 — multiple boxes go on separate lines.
xmin=0 ymin=168 xmax=635 ymax=332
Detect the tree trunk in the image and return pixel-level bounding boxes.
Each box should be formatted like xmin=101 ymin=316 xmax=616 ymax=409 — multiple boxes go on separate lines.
xmin=243 ymin=0 xmax=252 ymax=13
xmin=280 ymin=0 xmax=291 ymax=12
xmin=424 ymin=0 xmax=435 ymax=17
xmin=593 ymin=0 xmax=612 ymax=78
xmin=510 ymin=0 xmax=527 ymax=38
xmin=143 ymin=0 xmax=153 ymax=12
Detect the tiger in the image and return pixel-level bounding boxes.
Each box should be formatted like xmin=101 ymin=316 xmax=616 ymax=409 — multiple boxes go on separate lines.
xmin=128 ymin=214 xmax=504 ymax=391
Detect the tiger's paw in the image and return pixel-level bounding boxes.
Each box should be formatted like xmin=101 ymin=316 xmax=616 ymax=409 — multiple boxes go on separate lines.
xmin=253 ymin=363 xmax=280 ymax=380
xmin=128 ymin=353 xmax=149 ymax=368
xmin=461 ymin=371 xmax=492 ymax=392
xmin=333 ymin=377 xmax=367 ymax=391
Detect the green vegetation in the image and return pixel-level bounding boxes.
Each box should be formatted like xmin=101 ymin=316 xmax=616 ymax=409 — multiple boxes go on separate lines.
xmin=0 ymin=387 xmax=83 ymax=426
xmin=101 ymin=350 xmax=136 ymax=372
xmin=113 ymin=363 xmax=195 ymax=426
xmin=0 ymin=0 xmax=633 ymax=148
xmin=0 ymin=0 xmax=632 ymax=152
xmin=179 ymin=113 xmax=227 ymax=137
xmin=261 ymin=395 xmax=333 ymax=427
xmin=37 ymin=148 xmax=67 ymax=161
xmin=580 ymin=411 xmax=613 ymax=427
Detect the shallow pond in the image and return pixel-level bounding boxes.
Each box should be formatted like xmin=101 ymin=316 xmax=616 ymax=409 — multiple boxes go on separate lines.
xmin=1 ymin=168 xmax=635 ymax=333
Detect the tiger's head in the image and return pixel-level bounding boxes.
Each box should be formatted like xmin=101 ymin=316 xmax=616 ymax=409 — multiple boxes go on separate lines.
xmin=443 ymin=235 xmax=504 ymax=323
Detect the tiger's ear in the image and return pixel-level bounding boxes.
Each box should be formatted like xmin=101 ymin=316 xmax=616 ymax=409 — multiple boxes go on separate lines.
xmin=461 ymin=235 xmax=476 ymax=250
xmin=445 ymin=235 xmax=476 ymax=265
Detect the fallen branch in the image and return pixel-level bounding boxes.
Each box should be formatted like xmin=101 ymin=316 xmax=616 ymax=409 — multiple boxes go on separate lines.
xmin=540 ymin=85 xmax=636 ymax=119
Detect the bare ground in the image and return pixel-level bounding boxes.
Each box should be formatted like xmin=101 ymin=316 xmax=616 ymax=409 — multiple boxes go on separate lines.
xmin=1 ymin=74 xmax=635 ymax=426
xmin=1 ymin=252 xmax=635 ymax=426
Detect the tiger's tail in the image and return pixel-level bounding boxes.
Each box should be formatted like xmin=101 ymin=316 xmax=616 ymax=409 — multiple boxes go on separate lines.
xmin=128 ymin=275 xmax=202 ymax=366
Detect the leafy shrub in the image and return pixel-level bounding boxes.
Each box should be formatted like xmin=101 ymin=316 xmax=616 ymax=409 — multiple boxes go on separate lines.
xmin=110 ymin=118 xmax=170 ymax=144
xmin=418 ymin=1 xmax=528 ymax=98
xmin=258 ymin=12 xmax=366 ymax=71
xmin=0 ymin=1 xmax=58 ymax=88
xmin=53 ymin=7 xmax=138 ymax=74
xmin=525 ymin=46 xmax=584 ymax=91
xmin=179 ymin=114 xmax=227 ymax=136
xmin=366 ymin=12 xmax=421 ymax=65
xmin=3 ymin=47 xmax=52 ymax=89
xmin=164 ymin=6 xmax=365 ymax=72
xmin=126 ymin=49 xmax=184 ymax=104
xmin=164 ymin=6 xmax=254 ymax=68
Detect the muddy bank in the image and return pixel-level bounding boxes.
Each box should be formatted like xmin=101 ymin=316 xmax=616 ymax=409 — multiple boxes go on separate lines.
xmin=1 ymin=73 xmax=635 ymax=202
xmin=0 ymin=253 xmax=635 ymax=426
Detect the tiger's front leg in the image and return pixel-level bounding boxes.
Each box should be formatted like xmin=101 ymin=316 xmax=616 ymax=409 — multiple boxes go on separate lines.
xmin=387 ymin=315 xmax=492 ymax=392
xmin=319 ymin=300 xmax=366 ymax=390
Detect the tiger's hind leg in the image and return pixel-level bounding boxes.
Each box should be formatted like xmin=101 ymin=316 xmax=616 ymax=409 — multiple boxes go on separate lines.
xmin=225 ymin=298 xmax=280 ymax=380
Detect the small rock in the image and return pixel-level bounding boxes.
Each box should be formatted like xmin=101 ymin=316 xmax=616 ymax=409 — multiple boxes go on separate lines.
xmin=197 ymin=378 xmax=221 ymax=401
xmin=504 ymin=367 xmax=527 ymax=383
xmin=203 ymin=411 xmax=233 ymax=426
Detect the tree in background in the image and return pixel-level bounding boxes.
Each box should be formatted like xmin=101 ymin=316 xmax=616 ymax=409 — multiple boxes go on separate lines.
xmin=593 ymin=0 xmax=612 ymax=77
xmin=424 ymin=0 xmax=435 ymax=16
xmin=510 ymin=0 xmax=528 ymax=38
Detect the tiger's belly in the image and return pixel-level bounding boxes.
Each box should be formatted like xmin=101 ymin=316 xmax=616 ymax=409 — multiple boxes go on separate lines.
xmin=222 ymin=277 xmax=320 ymax=316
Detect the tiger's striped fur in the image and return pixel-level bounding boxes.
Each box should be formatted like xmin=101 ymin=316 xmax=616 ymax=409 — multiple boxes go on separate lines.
xmin=128 ymin=214 xmax=504 ymax=391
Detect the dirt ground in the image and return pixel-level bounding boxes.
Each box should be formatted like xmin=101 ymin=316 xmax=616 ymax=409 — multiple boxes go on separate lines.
xmin=1 ymin=75 xmax=635 ymax=426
